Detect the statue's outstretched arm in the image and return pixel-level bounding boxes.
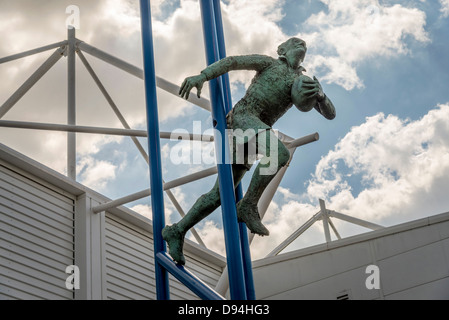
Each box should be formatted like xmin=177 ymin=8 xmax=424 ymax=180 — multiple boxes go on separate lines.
xmin=201 ymin=55 xmax=274 ymax=80
xmin=179 ymin=55 xmax=274 ymax=100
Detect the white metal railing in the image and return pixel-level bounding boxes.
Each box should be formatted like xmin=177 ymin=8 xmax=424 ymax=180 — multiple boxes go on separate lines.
xmin=266 ymin=199 xmax=385 ymax=257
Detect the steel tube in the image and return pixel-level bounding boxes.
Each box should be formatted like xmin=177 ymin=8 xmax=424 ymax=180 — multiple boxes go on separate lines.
xmin=156 ymin=252 xmax=224 ymax=300
xmin=67 ymin=27 xmax=77 ymax=180
xmin=93 ymin=189 xmax=151 ymax=214
xmin=0 ymin=47 xmax=66 ymax=119
xmin=77 ymin=49 xmax=133 ymax=130
xmin=329 ymin=210 xmax=384 ymax=230
xmin=91 ymin=166 xmax=218 ymax=213
xmin=257 ymin=149 xmax=296 ymax=226
xmin=0 ymin=41 xmax=68 ymax=64
xmin=0 ymin=120 xmax=215 ymax=143
xmin=160 ymin=131 xmax=214 ymax=141
xmin=156 ymin=76 xmax=211 ymax=111
xmin=78 ymin=41 xmax=143 ymax=77
xmin=140 ymin=0 xmax=169 ymax=300
xmin=265 ymin=211 xmax=322 ymax=257
xmin=285 ymin=132 xmax=320 ymax=149
xmin=78 ymin=41 xmax=212 ymax=111
xmin=320 ymin=199 xmax=332 ymax=243
xmin=328 ymin=217 xmax=342 ymax=240
xmin=0 ymin=120 xmax=148 ymax=137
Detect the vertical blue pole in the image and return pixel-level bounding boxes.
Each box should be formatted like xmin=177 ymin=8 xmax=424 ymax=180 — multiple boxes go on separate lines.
xmin=211 ymin=0 xmax=232 ymax=114
xmin=211 ymin=0 xmax=256 ymax=300
xmin=199 ymin=0 xmax=247 ymax=301
xmin=139 ymin=0 xmax=170 ymax=300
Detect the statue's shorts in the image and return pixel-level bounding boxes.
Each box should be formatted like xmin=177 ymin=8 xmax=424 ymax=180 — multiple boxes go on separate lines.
xmin=226 ymin=110 xmax=273 ymax=171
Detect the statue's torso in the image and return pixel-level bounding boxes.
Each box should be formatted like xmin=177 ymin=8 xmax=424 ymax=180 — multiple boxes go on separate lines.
xmin=232 ymin=59 xmax=301 ymax=128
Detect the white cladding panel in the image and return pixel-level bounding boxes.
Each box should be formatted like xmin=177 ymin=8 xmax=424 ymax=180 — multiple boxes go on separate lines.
xmin=0 ymin=164 xmax=75 ymax=300
xmin=104 ymin=213 xmax=223 ymax=300
xmin=253 ymin=216 xmax=449 ymax=300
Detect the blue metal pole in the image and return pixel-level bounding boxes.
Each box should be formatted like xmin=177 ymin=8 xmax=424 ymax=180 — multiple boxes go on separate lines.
xmin=156 ymin=253 xmax=225 ymax=300
xmin=212 ymin=0 xmax=256 ymax=300
xmin=238 ymin=219 xmax=256 ymax=299
xmin=139 ymin=0 xmax=169 ymax=300
xmin=199 ymin=0 xmax=247 ymax=300
xmin=211 ymin=0 xmax=232 ymax=114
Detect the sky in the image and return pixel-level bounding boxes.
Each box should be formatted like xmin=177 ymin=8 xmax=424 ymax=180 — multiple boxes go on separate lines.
xmin=0 ymin=0 xmax=449 ymax=260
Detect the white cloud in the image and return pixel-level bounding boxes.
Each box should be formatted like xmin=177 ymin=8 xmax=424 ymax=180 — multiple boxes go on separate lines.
xmin=100 ymin=0 xmax=141 ymax=36
xmin=193 ymin=220 xmax=226 ymax=256
xmin=303 ymin=0 xmax=429 ymax=89
xmin=251 ymin=199 xmax=318 ymax=259
xmin=151 ymin=0 xmax=431 ymax=92
xmin=77 ymin=156 xmax=118 ymax=191
xmin=440 ymin=0 xmax=449 ymax=17
xmin=131 ymin=204 xmax=153 ymax=220
xmin=307 ymin=104 xmax=449 ymax=224
xmin=131 ymin=185 xmax=192 ymax=225
xmin=219 ymin=0 xmax=288 ymax=87
xmin=153 ymin=0 xmax=288 ymax=89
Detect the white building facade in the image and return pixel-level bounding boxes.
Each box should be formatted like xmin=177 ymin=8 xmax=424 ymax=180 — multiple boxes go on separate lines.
xmin=1 ymin=143 xmax=448 ymax=300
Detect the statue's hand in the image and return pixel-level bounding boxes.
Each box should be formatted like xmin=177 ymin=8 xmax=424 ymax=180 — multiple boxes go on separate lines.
xmin=292 ymin=75 xmax=324 ymax=112
xmin=302 ymin=76 xmax=325 ymax=101
xmin=179 ymin=74 xmax=206 ymax=100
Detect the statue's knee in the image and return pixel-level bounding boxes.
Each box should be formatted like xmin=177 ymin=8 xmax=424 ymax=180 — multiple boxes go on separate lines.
xmin=196 ymin=183 xmax=221 ymax=207
xmin=208 ymin=184 xmax=221 ymax=206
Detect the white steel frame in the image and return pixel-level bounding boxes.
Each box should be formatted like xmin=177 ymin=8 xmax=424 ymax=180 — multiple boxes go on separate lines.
xmin=0 ymin=28 xmax=383 ymax=297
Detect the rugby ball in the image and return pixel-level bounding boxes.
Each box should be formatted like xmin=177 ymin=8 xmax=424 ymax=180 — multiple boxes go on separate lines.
xmin=291 ymin=74 xmax=316 ymax=112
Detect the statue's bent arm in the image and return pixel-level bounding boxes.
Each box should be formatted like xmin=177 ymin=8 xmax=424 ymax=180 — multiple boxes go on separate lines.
xmin=315 ymin=95 xmax=336 ymax=120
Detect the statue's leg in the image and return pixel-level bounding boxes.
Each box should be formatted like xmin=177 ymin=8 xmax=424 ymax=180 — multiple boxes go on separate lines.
xmin=162 ymin=164 xmax=248 ymax=265
xmin=237 ymin=130 xmax=290 ymax=236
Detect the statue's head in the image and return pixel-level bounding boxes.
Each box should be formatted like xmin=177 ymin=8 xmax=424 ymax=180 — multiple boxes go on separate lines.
xmin=277 ymin=37 xmax=307 ymax=69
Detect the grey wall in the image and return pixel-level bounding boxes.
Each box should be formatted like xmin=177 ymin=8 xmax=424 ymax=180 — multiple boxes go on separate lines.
xmin=252 ymin=212 xmax=449 ymax=300
xmin=0 ymin=161 xmax=75 ymax=300
xmin=0 ymin=147 xmax=225 ymax=300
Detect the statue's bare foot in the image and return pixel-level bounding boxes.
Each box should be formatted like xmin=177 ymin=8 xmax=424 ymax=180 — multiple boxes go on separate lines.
xmin=237 ymin=200 xmax=269 ymax=236
xmin=162 ymin=224 xmax=186 ymax=265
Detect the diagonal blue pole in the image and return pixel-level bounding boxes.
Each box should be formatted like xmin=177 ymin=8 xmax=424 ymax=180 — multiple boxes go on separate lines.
xmin=212 ymin=0 xmax=256 ymax=300
xmin=139 ymin=0 xmax=169 ymax=300
xmin=199 ymin=0 xmax=247 ymax=300
xmin=156 ymin=252 xmax=225 ymax=300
